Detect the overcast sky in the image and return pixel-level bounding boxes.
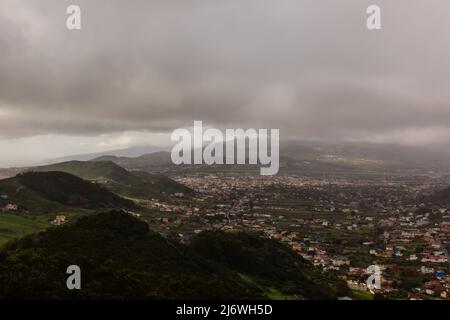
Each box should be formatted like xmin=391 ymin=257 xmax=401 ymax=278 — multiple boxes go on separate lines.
xmin=1 ymin=0 xmax=450 ymax=166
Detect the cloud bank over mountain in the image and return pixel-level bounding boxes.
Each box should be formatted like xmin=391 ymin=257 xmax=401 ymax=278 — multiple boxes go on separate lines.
xmin=1 ymin=0 xmax=450 ymax=165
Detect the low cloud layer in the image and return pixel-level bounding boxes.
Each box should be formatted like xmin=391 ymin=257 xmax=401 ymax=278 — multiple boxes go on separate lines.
xmin=1 ymin=0 xmax=450 ymax=165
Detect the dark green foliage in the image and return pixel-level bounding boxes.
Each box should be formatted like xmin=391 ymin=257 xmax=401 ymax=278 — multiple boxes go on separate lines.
xmin=190 ymin=231 xmax=341 ymax=299
xmin=132 ymin=171 xmax=194 ymax=197
xmin=33 ymin=160 xmax=194 ymax=199
xmin=373 ymin=293 xmax=387 ymax=300
xmin=335 ymin=281 xmax=353 ymax=297
xmin=0 ymin=175 xmax=67 ymax=213
xmin=0 ymin=211 xmax=341 ymax=300
xmin=0 ymin=211 xmax=261 ymax=299
xmin=17 ymin=171 xmax=136 ymax=210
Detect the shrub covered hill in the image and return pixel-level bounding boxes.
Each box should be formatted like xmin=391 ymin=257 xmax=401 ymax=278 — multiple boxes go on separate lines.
xmin=32 ymin=160 xmax=194 ymax=200
xmin=0 ymin=211 xmax=347 ymax=299
xmin=0 ymin=171 xmax=135 ymax=214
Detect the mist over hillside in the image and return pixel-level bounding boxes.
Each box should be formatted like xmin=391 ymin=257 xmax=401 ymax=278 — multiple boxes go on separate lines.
xmin=67 ymin=141 xmax=450 ymax=174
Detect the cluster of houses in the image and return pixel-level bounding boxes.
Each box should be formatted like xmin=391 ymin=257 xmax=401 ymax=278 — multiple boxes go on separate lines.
xmin=143 ymin=173 xmax=450 ymax=299
xmin=1 ymin=203 xmax=18 ymax=212
xmin=0 ymin=195 xmax=18 ymax=212
xmin=51 ymin=215 xmax=67 ymax=226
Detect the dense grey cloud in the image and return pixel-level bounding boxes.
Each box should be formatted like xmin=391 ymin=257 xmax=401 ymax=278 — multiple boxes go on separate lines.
xmin=1 ymin=0 xmax=450 ymax=165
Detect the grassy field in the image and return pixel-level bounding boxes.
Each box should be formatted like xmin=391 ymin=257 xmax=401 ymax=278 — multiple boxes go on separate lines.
xmin=352 ymin=289 xmax=374 ymax=300
xmin=238 ymin=273 xmax=296 ymax=300
xmin=0 ymin=214 xmax=50 ymax=246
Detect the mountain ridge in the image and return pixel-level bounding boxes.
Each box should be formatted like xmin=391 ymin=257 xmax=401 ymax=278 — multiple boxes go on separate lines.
xmin=0 ymin=210 xmax=344 ymax=299
xmin=0 ymin=171 xmax=135 ymax=214
xmin=30 ymin=160 xmax=193 ymax=200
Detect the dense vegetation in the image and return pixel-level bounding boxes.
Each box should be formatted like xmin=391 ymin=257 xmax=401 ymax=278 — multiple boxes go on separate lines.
xmin=190 ymin=231 xmax=346 ymax=299
xmin=0 ymin=171 xmax=135 ymax=214
xmin=0 ymin=211 xmax=342 ymax=300
xmin=33 ymin=160 xmax=193 ymax=200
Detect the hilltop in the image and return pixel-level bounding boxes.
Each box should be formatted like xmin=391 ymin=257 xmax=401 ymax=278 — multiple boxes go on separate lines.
xmin=0 ymin=171 xmax=135 ymax=214
xmin=32 ymin=160 xmax=193 ymax=200
xmin=190 ymin=231 xmax=344 ymax=299
xmin=83 ymin=141 xmax=450 ymax=175
xmin=3 ymin=140 xmax=449 ymax=178
xmin=0 ymin=210 xmax=344 ymax=299
xmin=91 ymin=152 xmax=173 ymax=171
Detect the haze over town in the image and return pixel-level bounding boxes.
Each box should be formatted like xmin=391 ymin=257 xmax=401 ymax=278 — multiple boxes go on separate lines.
xmin=2 ymin=1 xmax=450 ymax=302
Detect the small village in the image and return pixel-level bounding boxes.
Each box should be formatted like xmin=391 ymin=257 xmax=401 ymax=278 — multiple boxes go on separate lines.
xmin=1 ymin=171 xmax=449 ymax=299
xmin=136 ymin=172 xmax=450 ymax=299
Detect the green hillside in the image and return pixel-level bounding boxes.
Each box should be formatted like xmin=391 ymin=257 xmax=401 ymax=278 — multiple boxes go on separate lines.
xmin=33 ymin=160 xmax=193 ymax=200
xmin=0 ymin=174 xmax=66 ymax=214
xmin=0 ymin=214 xmax=49 ymax=246
xmin=190 ymin=231 xmax=343 ymax=300
xmin=0 ymin=211 xmax=342 ymax=300
xmin=0 ymin=171 xmax=135 ymax=214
